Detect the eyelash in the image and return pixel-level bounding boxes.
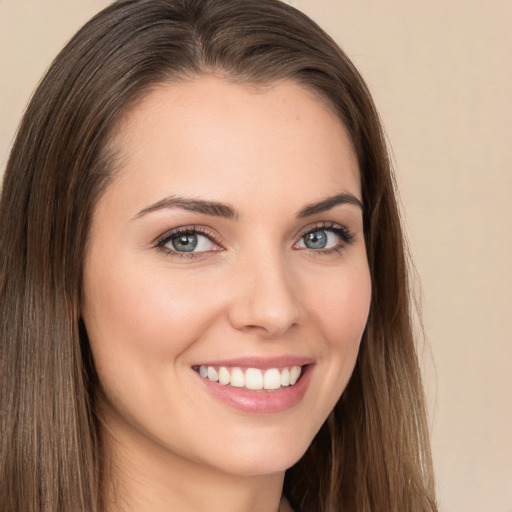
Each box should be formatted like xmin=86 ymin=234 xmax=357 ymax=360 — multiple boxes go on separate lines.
xmin=154 ymin=222 xmax=355 ymax=259
xmin=154 ymin=225 xmax=220 ymax=259
xmin=296 ymin=221 xmax=355 ymax=256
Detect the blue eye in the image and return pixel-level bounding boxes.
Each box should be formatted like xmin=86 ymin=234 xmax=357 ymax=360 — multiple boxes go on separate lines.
xmin=296 ymin=224 xmax=353 ymax=252
xmin=170 ymin=233 xmax=199 ymax=252
xmin=156 ymin=228 xmax=219 ymax=256
xmin=303 ymin=230 xmax=329 ymax=249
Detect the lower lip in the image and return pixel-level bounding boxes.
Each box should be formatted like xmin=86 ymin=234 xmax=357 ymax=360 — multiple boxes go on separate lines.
xmin=196 ymin=365 xmax=313 ymax=414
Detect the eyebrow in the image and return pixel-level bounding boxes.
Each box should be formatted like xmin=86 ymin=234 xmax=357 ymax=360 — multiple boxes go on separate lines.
xmin=133 ymin=192 xmax=362 ymax=221
xmin=296 ymin=192 xmax=363 ymax=217
xmin=133 ymin=197 xmax=238 ymax=220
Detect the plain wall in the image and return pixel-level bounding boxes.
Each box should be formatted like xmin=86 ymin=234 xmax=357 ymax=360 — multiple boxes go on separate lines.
xmin=1 ymin=1 xmax=511 ymax=511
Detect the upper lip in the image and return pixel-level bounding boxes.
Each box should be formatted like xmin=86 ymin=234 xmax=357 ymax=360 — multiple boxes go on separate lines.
xmin=192 ymin=355 xmax=315 ymax=369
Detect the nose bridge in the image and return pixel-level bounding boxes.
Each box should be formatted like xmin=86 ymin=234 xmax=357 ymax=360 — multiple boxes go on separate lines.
xmin=228 ymin=241 xmax=301 ymax=337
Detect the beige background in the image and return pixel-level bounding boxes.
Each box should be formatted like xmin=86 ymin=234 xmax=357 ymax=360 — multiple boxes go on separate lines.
xmin=1 ymin=1 xmax=511 ymax=511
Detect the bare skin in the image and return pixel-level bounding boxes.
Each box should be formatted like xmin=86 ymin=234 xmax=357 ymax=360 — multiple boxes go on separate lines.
xmin=82 ymin=76 xmax=371 ymax=512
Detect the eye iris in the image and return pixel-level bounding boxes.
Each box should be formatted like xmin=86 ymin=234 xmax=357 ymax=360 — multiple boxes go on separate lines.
xmin=304 ymin=230 xmax=327 ymax=249
xmin=171 ymin=233 xmax=198 ymax=252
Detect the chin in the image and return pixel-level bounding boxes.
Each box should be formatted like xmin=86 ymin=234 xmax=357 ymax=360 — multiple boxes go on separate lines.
xmin=198 ymin=428 xmax=314 ymax=477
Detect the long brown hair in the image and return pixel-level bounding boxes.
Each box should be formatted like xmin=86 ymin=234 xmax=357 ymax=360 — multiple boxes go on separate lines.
xmin=0 ymin=1 xmax=437 ymax=511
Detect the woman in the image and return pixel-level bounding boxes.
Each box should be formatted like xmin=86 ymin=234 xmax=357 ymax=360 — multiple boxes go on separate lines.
xmin=0 ymin=0 xmax=437 ymax=511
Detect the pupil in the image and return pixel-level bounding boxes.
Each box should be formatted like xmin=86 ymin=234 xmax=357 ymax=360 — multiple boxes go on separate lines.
xmin=305 ymin=230 xmax=327 ymax=249
xmin=172 ymin=233 xmax=197 ymax=252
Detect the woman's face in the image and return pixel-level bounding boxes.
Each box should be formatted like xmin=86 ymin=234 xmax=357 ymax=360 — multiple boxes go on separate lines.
xmin=82 ymin=76 xmax=371 ymax=476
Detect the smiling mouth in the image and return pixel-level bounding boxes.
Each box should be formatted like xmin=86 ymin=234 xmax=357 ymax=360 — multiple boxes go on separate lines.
xmin=192 ymin=365 xmax=304 ymax=391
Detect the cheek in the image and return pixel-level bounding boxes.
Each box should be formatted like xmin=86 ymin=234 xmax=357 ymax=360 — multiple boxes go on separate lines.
xmin=308 ymin=261 xmax=371 ymax=347
xmin=81 ymin=259 xmax=226 ymax=429
xmin=81 ymin=262 xmax=232 ymax=426
xmin=302 ymin=259 xmax=371 ymax=403
xmin=83 ymin=260 xmax=220 ymax=360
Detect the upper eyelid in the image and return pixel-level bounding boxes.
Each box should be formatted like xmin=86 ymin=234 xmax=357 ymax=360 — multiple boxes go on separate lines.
xmin=295 ymin=221 xmax=351 ymax=238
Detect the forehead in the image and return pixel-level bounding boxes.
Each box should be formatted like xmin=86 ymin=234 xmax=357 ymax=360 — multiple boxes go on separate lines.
xmin=104 ymin=76 xmax=361 ymax=215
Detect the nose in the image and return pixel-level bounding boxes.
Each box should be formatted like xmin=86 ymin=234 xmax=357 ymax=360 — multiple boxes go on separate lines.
xmin=227 ymin=250 xmax=302 ymax=338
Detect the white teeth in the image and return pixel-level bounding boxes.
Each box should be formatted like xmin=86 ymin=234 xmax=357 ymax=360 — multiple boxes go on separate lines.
xmin=230 ymin=367 xmax=245 ymax=387
xmin=207 ymin=366 xmax=219 ymax=382
xmin=280 ymin=367 xmax=290 ymax=386
xmin=245 ymin=368 xmax=263 ymax=390
xmin=218 ymin=366 xmax=230 ymax=385
xmin=289 ymin=365 xmax=301 ymax=385
xmin=197 ymin=364 xmax=304 ymax=390
xmin=263 ymin=368 xmax=281 ymax=390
